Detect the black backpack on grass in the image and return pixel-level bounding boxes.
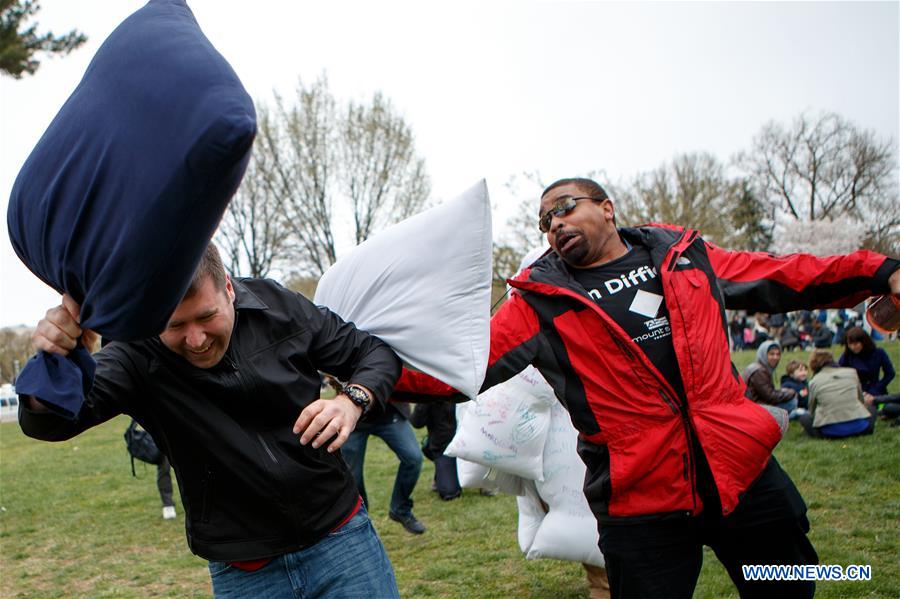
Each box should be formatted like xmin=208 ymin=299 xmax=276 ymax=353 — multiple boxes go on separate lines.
xmin=124 ymin=419 xmax=162 ymax=476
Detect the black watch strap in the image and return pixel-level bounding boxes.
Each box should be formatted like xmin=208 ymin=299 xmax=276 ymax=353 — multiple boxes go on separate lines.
xmin=342 ymin=385 xmax=371 ymax=416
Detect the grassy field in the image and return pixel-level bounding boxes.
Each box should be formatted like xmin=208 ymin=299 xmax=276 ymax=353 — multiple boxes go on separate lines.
xmin=1 ymin=341 xmax=897 ymax=598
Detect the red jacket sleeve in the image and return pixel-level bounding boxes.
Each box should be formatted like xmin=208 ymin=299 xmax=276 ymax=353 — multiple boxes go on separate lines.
xmin=393 ymin=290 xmax=542 ymax=402
xmin=707 ymin=243 xmax=899 ymax=312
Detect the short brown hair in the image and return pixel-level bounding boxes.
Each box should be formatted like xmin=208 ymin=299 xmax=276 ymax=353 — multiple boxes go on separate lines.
xmin=184 ymin=243 xmax=227 ymax=298
xmin=808 ymin=349 xmax=836 ymax=374
xmin=785 ymin=359 xmax=805 ymax=376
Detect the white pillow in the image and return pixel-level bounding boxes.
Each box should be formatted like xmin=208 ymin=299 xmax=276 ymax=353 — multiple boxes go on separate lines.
xmin=535 ymin=402 xmax=585 ymax=512
xmin=445 ymin=365 xmax=554 ymax=480
xmin=527 ymin=510 xmax=604 ymax=568
xmin=528 ymin=401 xmax=605 ymax=567
xmin=516 ymin=480 xmax=546 ymax=553
xmin=456 ymin=458 xmax=496 ymax=490
xmin=314 ymin=180 xmax=492 ymax=399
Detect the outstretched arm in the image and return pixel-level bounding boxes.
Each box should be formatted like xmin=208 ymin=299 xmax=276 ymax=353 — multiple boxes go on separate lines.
xmin=708 ymin=244 xmax=899 ymax=313
xmin=393 ymin=290 xmax=543 ymax=402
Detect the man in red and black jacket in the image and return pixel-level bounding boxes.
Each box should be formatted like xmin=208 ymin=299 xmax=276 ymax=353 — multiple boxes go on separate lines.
xmin=397 ymin=177 xmax=900 ymax=599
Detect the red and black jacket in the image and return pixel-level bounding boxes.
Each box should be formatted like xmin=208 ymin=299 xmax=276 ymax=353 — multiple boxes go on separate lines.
xmin=398 ymin=225 xmax=897 ymax=524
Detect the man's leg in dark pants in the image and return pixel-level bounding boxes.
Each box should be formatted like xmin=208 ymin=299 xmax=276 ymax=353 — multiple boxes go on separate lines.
xmin=599 ymin=519 xmax=703 ymax=599
xmin=156 ymin=455 xmax=174 ymax=507
xmin=433 ymin=453 xmax=461 ymax=500
xmin=705 ymin=457 xmax=818 ymax=599
xmin=707 ymin=517 xmax=817 ymax=599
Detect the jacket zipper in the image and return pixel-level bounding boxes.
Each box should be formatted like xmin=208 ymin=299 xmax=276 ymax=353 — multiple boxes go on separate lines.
xmin=228 ymin=340 xmax=307 ymax=538
xmin=662 ymin=229 xmax=703 ymax=514
xmin=258 ymin=434 xmax=279 ymax=464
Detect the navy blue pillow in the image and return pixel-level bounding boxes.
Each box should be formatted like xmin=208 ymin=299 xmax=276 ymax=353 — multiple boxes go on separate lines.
xmin=8 ymin=0 xmax=255 ymax=341
xmin=8 ymin=0 xmax=256 ymax=417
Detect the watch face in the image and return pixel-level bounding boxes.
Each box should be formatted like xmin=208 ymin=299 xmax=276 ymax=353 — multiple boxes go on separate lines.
xmin=345 ymin=387 xmax=369 ymax=411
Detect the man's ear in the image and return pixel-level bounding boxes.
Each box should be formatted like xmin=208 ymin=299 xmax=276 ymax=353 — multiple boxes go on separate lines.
xmin=603 ymin=199 xmax=616 ymax=223
xmin=225 ymin=275 xmax=235 ymax=302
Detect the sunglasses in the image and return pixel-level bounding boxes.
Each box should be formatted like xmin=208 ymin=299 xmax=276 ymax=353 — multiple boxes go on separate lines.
xmin=538 ymin=196 xmax=606 ymax=232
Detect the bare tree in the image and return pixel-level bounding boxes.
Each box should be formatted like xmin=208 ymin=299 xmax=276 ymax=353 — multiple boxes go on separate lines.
xmin=216 ymin=76 xmax=432 ymax=279
xmin=616 ymin=153 xmax=736 ymax=245
xmin=216 ymin=110 xmax=292 ymax=278
xmin=340 ymin=92 xmax=430 ymax=244
xmin=737 ymin=111 xmax=898 ymax=227
xmin=858 ymin=191 xmax=900 ymax=255
xmin=269 ymin=77 xmax=340 ymax=276
xmin=493 ymin=171 xmax=550 ymax=282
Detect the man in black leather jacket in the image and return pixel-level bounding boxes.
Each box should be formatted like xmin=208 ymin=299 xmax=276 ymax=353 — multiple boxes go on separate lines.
xmin=19 ymin=244 xmax=403 ymax=598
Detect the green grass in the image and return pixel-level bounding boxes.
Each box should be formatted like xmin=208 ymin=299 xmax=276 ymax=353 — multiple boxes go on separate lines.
xmin=1 ymin=341 xmax=898 ymax=598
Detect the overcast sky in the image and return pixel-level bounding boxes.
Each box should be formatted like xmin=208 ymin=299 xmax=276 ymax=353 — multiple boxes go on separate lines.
xmin=1 ymin=0 xmax=898 ymax=328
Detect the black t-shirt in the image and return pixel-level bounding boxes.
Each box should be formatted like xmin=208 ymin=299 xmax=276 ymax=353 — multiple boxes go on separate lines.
xmin=570 ymin=244 xmax=687 ymax=401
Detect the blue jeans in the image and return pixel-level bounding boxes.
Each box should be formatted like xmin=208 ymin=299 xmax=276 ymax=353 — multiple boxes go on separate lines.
xmin=772 ymin=397 xmax=798 ymax=417
xmin=341 ymin=415 xmax=422 ymax=517
xmin=207 ymin=504 xmax=399 ymax=598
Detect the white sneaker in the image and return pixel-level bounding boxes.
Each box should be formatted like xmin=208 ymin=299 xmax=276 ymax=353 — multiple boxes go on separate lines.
xmin=162 ymin=506 xmax=176 ymax=520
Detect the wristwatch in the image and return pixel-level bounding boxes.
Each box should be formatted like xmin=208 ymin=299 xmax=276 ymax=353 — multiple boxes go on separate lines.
xmin=342 ymin=385 xmax=371 ymax=416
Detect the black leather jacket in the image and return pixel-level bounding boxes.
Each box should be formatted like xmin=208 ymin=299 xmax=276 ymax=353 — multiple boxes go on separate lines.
xmin=19 ymin=278 xmax=401 ymax=560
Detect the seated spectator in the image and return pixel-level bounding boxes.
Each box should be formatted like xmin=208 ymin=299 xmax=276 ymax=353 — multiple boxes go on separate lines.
xmin=798 ymin=310 xmax=813 ymax=328
xmin=779 ymin=325 xmax=802 ymax=352
xmin=768 ymin=312 xmax=786 ymax=339
xmin=742 ymin=340 xmax=797 ymax=415
xmin=863 ymin=392 xmax=900 ymax=427
xmin=742 ymin=326 xmax=755 ymax=350
xmin=780 ymin=359 xmax=810 ymax=413
xmin=798 ymin=328 xmax=813 ymax=351
xmin=811 ymin=319 xmax=834 ymax=348
xmin=798 ymin=350 xmax=875 ymax=439
xmin=751 ymin=313 xmax=770 ymax=348
xmin=838 ymin=326 xmax=896 ymax=396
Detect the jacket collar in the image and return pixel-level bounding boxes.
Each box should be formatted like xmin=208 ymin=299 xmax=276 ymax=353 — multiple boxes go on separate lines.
xmin=232 ymin=278 xmax=268 ymax=311
xmin=514 ymin=225 xmax=686 ymax=290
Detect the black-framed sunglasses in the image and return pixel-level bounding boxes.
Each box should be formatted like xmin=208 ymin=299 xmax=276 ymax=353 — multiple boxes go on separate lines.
xmin=538 ymin=196 xmax=606 ymax=233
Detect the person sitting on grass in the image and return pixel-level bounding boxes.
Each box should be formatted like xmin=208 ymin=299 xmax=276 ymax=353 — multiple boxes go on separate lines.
xmin=863 ymin=392 xmax=900 ymax=427
xmin=742 ymin=340 xmax=798 ymax=416
xmin=798 ymin=349 xmax=876 ymax=439
xmin=780 ymin=359 xmax=810 ymax=416
xmin=838 ymin=326 xmax=896 ymax=397
xmin=779 ymin=322 xmax=802 ymax=353
xmin=811 ymin=319 xmax=834 ymax=348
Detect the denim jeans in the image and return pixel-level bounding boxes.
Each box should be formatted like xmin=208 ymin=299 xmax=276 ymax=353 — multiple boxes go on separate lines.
xmin=207 ymin=504 xmax=399 ymax=598
xmin=341 ymin=415 xmax=422 ymax=517
xmin=772 ymin=397 xmax=798 ymax=414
